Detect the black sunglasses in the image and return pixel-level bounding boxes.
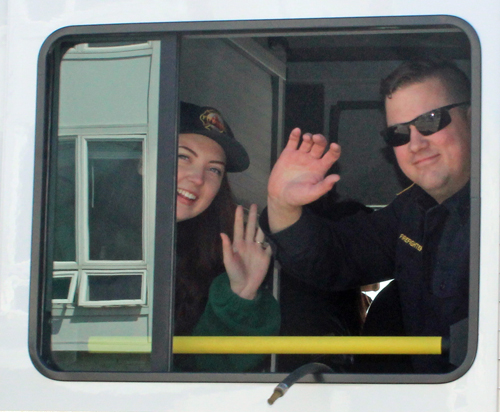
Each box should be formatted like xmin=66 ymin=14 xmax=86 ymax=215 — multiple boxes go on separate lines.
xmin=380 ymin=101 xmax=470 ymax=147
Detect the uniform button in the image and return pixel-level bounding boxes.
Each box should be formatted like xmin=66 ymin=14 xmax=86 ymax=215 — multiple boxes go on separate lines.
xmin=440 ymin=282 xmax=446 ymax=291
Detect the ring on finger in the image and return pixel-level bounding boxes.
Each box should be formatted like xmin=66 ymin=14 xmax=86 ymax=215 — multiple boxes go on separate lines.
xmin=256 ymin=240 xmax=269 ymax=249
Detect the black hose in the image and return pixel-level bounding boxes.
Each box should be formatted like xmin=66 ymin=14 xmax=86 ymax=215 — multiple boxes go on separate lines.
xmin=267 ymin=362 xmax=333 ymax=405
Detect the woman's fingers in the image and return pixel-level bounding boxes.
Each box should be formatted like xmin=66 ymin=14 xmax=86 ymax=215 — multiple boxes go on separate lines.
xmin=264 ymin=243 xmax=273 ymax=257
xmin=233 ymin=204 xmax=244 ymax=242
xmin=255 ymin=227 xmax=272 ymax=256
xmin=223 ymin=208 xmax=273 ymax=300
xmin=255 ymin=227 xmax=267 ymax=247
xmin=245 ymin=204 xmax=258 ymax=241
xmin=220 ymin=232 xmax=233 ymax=263
xmin=255 ymin=227 xmax=265 ymax=243
xmin=231 ymin=204 xmax=271 ymax=257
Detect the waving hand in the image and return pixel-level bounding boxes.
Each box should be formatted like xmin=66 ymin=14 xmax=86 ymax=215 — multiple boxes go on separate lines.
xmin=267 ymin=128 xmax=341 ymax=232
xmin=221 ymin=204 xmax=272 ymax=300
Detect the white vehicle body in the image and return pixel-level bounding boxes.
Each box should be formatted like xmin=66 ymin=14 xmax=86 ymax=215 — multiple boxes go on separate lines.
xmin=0 ymin=0 xmax=498 ymax=411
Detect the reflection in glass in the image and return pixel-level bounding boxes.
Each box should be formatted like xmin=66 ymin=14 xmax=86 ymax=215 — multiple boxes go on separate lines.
xmin=49 ymin=41 xmax=157 ymax=373
xmin=54 ymin=139 xmax=76 ymax=262
xmin=87 ymin=274 xmax=143 ymax=301
xmin=87 ymin=141 xmax=143 ymax=261
xmin=52 ymin=276 xmax=73 ymax=300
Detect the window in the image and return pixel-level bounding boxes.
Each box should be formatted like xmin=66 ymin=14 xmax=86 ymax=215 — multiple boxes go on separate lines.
xmin=30 ymin=16 xmax=480 ymax=383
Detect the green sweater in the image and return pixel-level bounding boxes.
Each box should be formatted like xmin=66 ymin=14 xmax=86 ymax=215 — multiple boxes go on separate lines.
xmin=175 ymin=273 xmax=280 ymax=372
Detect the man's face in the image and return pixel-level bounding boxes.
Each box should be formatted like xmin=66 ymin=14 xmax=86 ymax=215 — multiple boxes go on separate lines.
xmin=385 ymin=77 xmax=471 ymax=203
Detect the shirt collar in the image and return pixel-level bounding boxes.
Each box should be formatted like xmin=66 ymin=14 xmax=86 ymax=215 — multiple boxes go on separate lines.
xmin=412 ymin=181 xmax=470 ymax=223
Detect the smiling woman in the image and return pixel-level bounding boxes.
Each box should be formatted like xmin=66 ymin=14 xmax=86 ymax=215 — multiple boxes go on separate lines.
xmin=176 ymin=133 xmax=226 ymax=222
xmin=173 ymin=102 xmax=280 ymax=371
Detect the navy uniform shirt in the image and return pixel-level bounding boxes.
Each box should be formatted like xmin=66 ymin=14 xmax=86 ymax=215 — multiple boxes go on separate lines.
xmin=261 ymin=183 xmax=470 ymax=373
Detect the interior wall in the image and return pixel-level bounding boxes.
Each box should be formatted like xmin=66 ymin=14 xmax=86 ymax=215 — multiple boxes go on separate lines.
xmin=287 ymin=61 xmax=403 ymax=206
xmin=179 ymin=38 xmax=274 ymax=212
xmin=286 ymin=59 xmax=470 ymax=207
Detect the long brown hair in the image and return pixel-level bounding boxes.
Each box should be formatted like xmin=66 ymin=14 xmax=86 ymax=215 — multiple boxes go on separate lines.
xmin=174 ymin=174 xmax=236 ymax=335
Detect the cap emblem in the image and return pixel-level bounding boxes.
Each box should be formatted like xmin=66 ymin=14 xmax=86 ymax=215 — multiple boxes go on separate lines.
xmin=200 ymin=109 xmax=226 ymax=134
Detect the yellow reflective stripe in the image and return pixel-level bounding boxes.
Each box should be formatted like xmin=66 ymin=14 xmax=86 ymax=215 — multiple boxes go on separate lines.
xmin=88 ymin=336 xmax=442 ymax=355
xmin=174 ymin=336 xmax=441 ymax=354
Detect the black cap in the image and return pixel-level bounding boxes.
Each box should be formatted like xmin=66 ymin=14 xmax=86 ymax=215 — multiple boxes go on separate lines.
xmin=179 ymin=102 xmax=250 ymax=172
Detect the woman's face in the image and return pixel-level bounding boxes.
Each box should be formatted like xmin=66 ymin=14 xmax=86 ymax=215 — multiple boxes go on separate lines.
xmin=176 ymin=133 xmax=226 ymax=222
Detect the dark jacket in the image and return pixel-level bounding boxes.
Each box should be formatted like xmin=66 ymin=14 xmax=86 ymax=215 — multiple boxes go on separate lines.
xmin=261 ymin=183 xmax=470 ymax=373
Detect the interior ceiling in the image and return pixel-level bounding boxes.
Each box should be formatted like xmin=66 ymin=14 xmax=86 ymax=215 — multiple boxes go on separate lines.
xmin=270 ymin=31 xmax=471 ymax=62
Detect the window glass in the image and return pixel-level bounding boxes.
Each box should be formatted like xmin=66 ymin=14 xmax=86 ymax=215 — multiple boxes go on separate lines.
xmin=31 ymin=19 xmax=478 ymax=382
xmin=54 ymin=139 xmax=76 ymax=262
xmin=49 ymin=41 xmax=159 ymax=372
xmin=87 ymin=140 xmax=143 ymax=261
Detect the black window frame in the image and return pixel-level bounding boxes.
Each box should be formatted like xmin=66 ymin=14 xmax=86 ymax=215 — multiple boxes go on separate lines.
xmin=29 ymin=15 xmax=481 ymax=384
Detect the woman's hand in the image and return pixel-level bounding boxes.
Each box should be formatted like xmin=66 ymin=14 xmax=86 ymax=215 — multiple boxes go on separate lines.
xmin=221 ymin=204 xmax=272 ymax=300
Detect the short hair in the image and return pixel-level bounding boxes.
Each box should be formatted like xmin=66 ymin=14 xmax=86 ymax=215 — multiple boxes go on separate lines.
xmin=380 ymin=58 xmax=471 ymax=104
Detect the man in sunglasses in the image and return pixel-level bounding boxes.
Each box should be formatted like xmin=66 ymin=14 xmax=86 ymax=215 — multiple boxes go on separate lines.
xmin=260 ymin=59 xmax=471 ymax=373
